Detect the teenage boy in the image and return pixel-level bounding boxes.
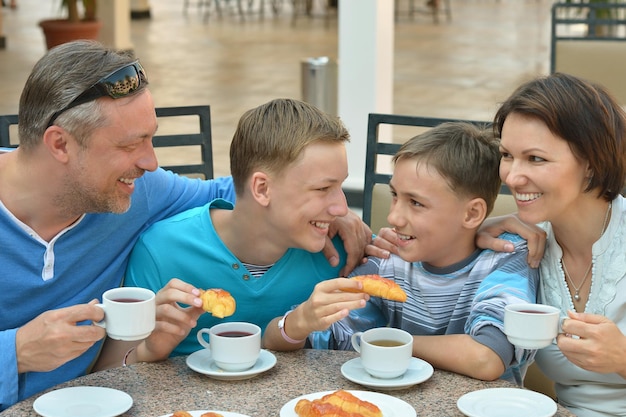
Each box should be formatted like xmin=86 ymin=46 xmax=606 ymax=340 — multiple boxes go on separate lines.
xmin=116 ymin=98 xmax=382 ymax=363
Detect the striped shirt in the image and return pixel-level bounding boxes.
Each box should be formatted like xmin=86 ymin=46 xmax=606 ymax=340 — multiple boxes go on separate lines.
xmin=313 ymin=232 xmax=539 ymax=385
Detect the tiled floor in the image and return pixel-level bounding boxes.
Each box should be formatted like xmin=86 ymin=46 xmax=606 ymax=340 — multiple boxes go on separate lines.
xmin=0 ymin=0 xmax=553 ymax=178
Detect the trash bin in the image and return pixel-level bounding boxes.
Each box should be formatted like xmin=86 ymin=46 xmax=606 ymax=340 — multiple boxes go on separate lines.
xmin=301 ymin=57 xmax=338 ymax=116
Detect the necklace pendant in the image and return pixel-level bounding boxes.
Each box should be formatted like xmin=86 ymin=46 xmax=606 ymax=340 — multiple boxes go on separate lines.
xmin=574 ymin=292 xmax=580 ymax=301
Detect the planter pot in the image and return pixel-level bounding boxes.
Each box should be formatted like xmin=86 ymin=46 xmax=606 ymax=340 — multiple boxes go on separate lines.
xmin=39 ymin=19 xmax=103 ymax=50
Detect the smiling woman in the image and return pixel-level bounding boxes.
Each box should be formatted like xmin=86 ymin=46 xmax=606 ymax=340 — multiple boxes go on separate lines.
xmin=494 ymin=72 xmax=626 ymax=417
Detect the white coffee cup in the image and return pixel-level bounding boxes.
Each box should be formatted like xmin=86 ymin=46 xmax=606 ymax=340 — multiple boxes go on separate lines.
xmin=94 ymin=287 xmax=156 ymax=341
xmin=351 ymin=327 xmax=413 ymax=379
xmin=197 ymin=322 xmax=261 ymax=372
xmin=504 ymin=303 xmax=562 ymax=349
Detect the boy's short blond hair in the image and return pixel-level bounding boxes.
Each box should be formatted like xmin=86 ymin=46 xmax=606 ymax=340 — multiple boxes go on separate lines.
xmin=230 ymin=98 xmax=350 ymax=195
xmin=393 ymin=122 xmax=501 ymax=215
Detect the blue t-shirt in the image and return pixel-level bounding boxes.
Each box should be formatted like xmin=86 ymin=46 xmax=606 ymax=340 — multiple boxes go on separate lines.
xmin=125 ymin=198 xmax=347 ymax=356
xmin=0 ymin=169 xmax=235 ymax=410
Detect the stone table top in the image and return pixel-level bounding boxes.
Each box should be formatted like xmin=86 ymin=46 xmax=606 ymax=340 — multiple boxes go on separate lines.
xmin=2 ymin=349 xmax=576 ymax=417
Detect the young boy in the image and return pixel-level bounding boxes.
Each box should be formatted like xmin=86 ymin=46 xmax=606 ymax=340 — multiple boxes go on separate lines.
xmin=120 ymin=98 xmax=379 ymax=360
xmin=309 ymin=122 xmax=539 ymax=385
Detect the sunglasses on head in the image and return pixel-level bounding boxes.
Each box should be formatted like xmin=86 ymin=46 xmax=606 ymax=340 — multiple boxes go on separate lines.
xmin=46 ymin=60 xmax=148 ymax=128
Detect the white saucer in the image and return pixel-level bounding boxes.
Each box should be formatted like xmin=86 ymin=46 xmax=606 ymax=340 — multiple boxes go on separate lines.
xmin=33 ymin=386 xmax=133 ymax=417
xmin=457 ymin=387 xmax=557 ymax=417
xmin=341 ymin=357 xmax=434 ymax=390
xmin=156 ymin=411 xmax=250 ymax=417
xmin=280 ymin=390 xmax=416 ymax=417
xmin=186 ymin=348 xmax=276 ymax=381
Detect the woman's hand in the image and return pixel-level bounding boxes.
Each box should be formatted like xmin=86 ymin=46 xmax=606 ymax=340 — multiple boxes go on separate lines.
xmin=558 ymin=311 xmax=626 ymax=377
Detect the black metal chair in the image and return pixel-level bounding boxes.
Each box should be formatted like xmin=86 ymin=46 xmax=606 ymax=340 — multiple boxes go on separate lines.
xmin=153 ymin=105 xmax=214 ymax=179
xmin=550 ymin=2 xmax=626 ymax=105
xmin=0 ymin=113 xmax=18 ymax=149
xmin=362 ymin=113 xmax=513 ymax=231
xmin=0 ymin=105 xmax=214 ymax=179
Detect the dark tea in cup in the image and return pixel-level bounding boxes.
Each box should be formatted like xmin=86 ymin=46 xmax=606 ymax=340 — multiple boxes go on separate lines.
xmin=111 ymin=298 xmax=143 ymax=303
xmin=217 ymin=331 xmax=253 ymax=338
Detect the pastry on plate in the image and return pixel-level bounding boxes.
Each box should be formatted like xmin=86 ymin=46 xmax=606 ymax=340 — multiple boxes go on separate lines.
xmin=295 ymin=389 xmax=382 ymax=417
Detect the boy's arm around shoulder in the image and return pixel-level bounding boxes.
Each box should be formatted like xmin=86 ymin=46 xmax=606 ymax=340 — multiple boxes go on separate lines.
xmin=462 ymin=236 xmax=540 ymax=380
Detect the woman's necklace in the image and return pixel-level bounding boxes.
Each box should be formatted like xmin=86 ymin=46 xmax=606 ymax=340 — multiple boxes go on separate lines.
xmin=561 ymin=201 xmax=612 ymax=303
xmin=562 ymin=259 xmax=591 ymax=302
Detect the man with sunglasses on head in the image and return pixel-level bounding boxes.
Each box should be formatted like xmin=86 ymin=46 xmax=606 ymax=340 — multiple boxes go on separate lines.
xmin=0 ymin=40 xmax=371 ymax=411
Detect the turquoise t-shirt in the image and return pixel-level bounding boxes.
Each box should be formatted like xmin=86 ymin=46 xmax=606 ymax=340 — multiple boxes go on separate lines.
xmin=125 ymin=198 xmax=347 ymax=356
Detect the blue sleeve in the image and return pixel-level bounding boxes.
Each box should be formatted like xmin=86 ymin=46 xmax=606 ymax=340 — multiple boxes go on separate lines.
xmin=465 ymin=234 xmax=539 ymax=374
xmin=0 ymin=328 xmax=19 ymax=411
xmin=142 ymin=170 xmax=235 ymax=226
xmin=200 ymin=175 xmax=236 ymax=204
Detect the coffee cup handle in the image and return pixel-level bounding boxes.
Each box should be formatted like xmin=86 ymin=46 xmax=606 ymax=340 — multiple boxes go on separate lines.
xmin=93 ymin=303 xmax=106 ymax=329
xmin=559 ymin=315 xmax=568 ymax=334
xmin=351 ymin=332 xmax=364 ymax=353
xmin=197 ymin=328 xmax=212 ymax=350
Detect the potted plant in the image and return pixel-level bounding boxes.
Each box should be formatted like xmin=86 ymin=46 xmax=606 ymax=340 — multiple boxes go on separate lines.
xmin=39 ymin=0 xmax=102 ymax=50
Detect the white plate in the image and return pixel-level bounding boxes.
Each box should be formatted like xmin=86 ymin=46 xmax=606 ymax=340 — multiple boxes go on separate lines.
xmin=33 ymin=386 xmax=133 ymax=417
xmin=280 ymin=390 xmax=416 ymax=417
xmin=186 ymin=348 xmax=276 ymax=381
xmin=156 ymin=411 xmax=250 ymax=417
xmin=457 ymin=387 xmax=557 ymax=417
xmin=341 ymin=357 xmax=433 ymax=391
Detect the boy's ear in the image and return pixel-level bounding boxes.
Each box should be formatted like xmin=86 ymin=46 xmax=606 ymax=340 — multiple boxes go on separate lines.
xmin=463 ymin=197 xmax=487 ymax=229
xmin=249 ymin=171 xmax=271 ymax=207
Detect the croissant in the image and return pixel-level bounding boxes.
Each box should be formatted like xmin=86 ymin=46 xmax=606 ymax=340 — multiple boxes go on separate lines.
xmin=345 ymin=274 xmax=407 ymax=302
xmin=170 ymin=412 xmax=193 ymax=417
xmin=199 ymin=289 xmax=236 ymax=318
xmin=295 ymin=390 xmax=382 ymax=417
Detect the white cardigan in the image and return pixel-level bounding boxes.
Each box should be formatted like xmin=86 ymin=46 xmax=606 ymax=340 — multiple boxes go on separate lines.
xmin=535 ymin=195 xmax=626 ymax=417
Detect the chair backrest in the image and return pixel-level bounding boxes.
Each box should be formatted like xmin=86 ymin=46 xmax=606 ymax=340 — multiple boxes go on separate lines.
xmin=0 ymin=114 xmax=19 ymax=149
xmin=363 ymin=113 xmax=513 ymax=232
xmin=0 ymin=105 xmax=214 ymax=179
xmin=550 ymin=2 xmax=626 ymax=105
xmin=153 ymin=105 xmax=214 ymax=179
